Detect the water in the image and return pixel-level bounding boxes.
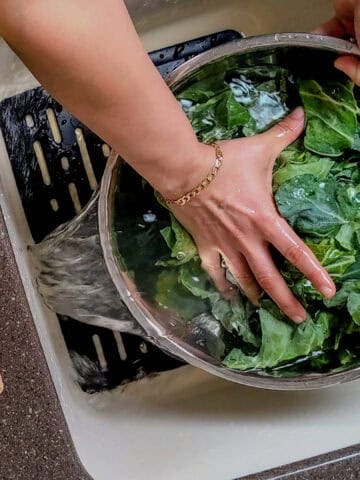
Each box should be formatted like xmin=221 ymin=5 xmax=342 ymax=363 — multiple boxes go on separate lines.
xmin=229 ymin=75 xmax=288 ymax=131
xmin=31 ymin=194 xmax=145 ymax=335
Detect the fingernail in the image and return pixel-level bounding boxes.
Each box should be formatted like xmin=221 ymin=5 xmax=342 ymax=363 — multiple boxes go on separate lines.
xmin=293 ymin=315 xmax=306 ymax=324
xmin=291 ymin=107 xmax=304 ymax=119
xmin=321 ymin=286 xmax=335 ymax=299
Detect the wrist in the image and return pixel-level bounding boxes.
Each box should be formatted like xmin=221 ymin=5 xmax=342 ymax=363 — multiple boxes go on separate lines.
xmin=154 ymin=141 xmax=216 ymax=200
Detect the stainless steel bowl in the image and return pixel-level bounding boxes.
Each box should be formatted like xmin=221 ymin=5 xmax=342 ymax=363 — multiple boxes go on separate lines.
xmin=35 ymin=33 xmax=360 ymax=390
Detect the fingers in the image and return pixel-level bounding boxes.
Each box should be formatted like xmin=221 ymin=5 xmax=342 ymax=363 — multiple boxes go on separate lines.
xmin=198 ymin=248 xmax=234 ymax=300
xmin=265 ymin=216 xmax=336 ymax=298
xmin=244 ymin=243 xmax=307 ymax=323
xmin=335 ymin=55 xmax=360 ymax=85
xmin=221 ymin=251 xmax=262 ymax=305
xmin=313 ymin=17 xmax=347 ymax=37
xmin=261 ymin=107 xmax=305 ymax=155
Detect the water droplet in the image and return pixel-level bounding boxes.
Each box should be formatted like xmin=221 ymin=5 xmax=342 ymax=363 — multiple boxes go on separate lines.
xmin=180 ymin=98 xmax=193 ymax=110
xmin=319 ymin=183 xmax=325 ymax=189
xmin=143 ymin=212 xmax=157 ymax=223
xmin=293 ymin=187 xmax=305 ymax=199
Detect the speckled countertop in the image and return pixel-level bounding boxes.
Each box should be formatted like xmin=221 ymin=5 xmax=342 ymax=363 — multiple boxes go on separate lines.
xmin=1 ymin=204 xmax=360 ymax=480
xmin=242 ymin=445 xmax=360 ymax=480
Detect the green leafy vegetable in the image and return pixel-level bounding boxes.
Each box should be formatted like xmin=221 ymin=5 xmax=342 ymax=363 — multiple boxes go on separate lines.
xmin=275 ymin=175 xmax=348 ymax=237
xmin=155 ymin=268 xmax=208 ymax=321
xmin=156 ymin=213 xmax=197 ymax=266
xmin=273 ymin=148 xmax=334 ymax=188
xmin=210 ymin=296 xmax=259 ymax=347
xmin=178 ymin=259 xmax=259 ymax=346
xmin=347 ymin=291 xmax=360 ymax=325
xmin=223 ymin=308 xmax=332 ymax=370
xmin=342 ymin=256 xmax=360 ymax=281
xmin=117 ymin=60 xmax=360 ymax=375
xmin=186 ymin=90 xmax=250 ymax=142
xmin=229 ymin=66 xmax=289 ymax=136
xmin=299 ymin=79 xmax=358 ymax=156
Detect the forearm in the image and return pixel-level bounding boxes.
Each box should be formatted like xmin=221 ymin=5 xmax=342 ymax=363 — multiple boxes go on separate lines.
xmin=0 ymin=0 xmax=207 ymax=195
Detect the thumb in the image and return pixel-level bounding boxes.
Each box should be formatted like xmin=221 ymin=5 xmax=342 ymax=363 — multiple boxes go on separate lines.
xmin=261 ymin=107 xmax=305 ymax=155
xmin=335 ymin=56 xmax=360 ymax=86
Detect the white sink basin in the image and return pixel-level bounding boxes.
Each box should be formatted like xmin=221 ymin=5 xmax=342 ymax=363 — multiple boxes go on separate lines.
xmin=5 ymin=1 xmax=360 ymax=480
xmin=134 ymin=0 xmax=333 ymax=51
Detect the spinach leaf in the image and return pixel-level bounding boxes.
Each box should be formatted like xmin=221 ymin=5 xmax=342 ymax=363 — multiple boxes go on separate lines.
xmin=178 ymin=259 xmax=213 ymax=299
xmin=347 ymin=291 xmax=360 ymax=325
xmin=155 ymin=268 xmax=208 ymax=321
xmin=335 ymin=223 xmax=356 ymax=251
xmin=352 ymin=125 xmax=360 ymax=152
xmin=229 ymin=67 xmax=288 ymax=136
xmin=178 ymin=260 xmax=259 ymax=346
xmin=342 ymin=256 xmax=360 ymax=281
xmin=308 ymin=240 xmax=356 ymax=279
xmin=210 ymin=296 xmax=260 ymax=347
xmin=223 ymin=308 xmax=332 ymax=370
xmin=177 ymin=75 xmax=228 ymax=103
xmin=156 ymin=213 xmax=197 ymax=266
xmin=176 ymin=57 xmax=239 ymax=103
xmin=273 ymin=151 xmax=334 ymax=187
xmin=284 ymin=239 xmax=356 ymax=305
xmin=299 ymin=79 xmax=358 ymax=156
xmin=325 ymin=282 xmax=359 ymax=307
xmin=275 ymin=174 xmax=348 ymax=237
xmin=186 ymin=90 xmax=250 ymax=142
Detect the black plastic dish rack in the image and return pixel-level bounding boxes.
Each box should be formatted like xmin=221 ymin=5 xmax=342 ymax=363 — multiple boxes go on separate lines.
xmin=0 ymin=30 xmax=242 ymax=393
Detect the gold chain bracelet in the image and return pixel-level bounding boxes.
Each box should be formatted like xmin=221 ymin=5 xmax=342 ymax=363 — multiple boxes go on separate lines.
xmin=164 ymin=142 xmax=224 ymax=206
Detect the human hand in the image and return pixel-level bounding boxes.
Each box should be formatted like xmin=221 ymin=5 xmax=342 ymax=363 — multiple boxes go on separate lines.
xmin=166 ymin=108 xmax=336 ymax=323
xmin=315 ymin=0 xmax=360 ymax=84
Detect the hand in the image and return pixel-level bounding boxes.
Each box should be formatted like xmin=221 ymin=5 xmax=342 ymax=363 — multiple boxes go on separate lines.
xmin=315 ymin=0 xmax=360 ymax=84
xmin=167 ymin=108 xmax=336 ymax=323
